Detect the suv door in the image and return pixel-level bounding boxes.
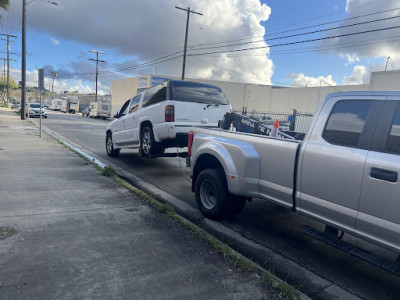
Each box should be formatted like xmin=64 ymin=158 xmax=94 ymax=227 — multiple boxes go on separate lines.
xmin=112 ymin=99 xmax=131 ymax=144
xmin=357 ymin=98 xmax=400 ymax=252
xmin=298 ymin=97 xmax=384 ymax=233
xmin=124 ymin=94 xmax=142 ymax=144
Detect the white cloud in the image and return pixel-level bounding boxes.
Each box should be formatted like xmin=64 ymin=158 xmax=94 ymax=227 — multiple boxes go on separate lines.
xmin=340 ymin=53 xmax=360 ymax=64
xmin=288 ymin=73 xmax=337 ymax=87
xmin=4 ymin=0 xmax=273 ymax=85
xmin=10 ymin=67 xmax=102 ymax=95
xmin=50 ymin=37 xmax=59 ymax=46
xmin=342 ymin=65 xmax=368 ymax=85
xmin=323 ymin=0 xmax=400 ymax=62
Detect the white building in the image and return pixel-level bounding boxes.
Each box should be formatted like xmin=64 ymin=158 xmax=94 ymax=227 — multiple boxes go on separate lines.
xmin=111 ymin=71 xmax=400 ymax=116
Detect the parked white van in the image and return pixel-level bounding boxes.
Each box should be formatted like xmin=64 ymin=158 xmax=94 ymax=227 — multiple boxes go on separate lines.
xmin=105 ymin=80 xmax=231 ymax=158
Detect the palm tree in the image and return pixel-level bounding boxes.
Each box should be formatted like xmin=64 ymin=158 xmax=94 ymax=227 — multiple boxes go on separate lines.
xmin=0 ymin=0 xmax=9 ymax=21
xmin=0 ymin=0 xmax=9 ymax=16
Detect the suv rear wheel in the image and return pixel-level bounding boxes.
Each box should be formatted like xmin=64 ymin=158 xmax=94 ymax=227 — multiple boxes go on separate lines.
xmin=141 ymin=126 xmax=162 ymax=156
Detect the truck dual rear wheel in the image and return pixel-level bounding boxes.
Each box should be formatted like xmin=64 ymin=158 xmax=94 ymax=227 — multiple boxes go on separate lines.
xmin=195 ymin=168 xmax=246 ymax=219
xmin=106 ymin=133 xmax=120 ymax=157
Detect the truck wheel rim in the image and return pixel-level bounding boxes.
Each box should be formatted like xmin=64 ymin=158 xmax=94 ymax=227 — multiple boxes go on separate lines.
xmin=200 ymin=179 xmax=217 ymax=210
xmin=142 ymin=131 xmax=151 ymax=154
xmin=106 ymin=136 xmax=113 ymax=153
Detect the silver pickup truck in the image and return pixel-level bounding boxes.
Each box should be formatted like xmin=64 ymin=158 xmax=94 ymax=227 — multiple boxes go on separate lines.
xmin=188 ymin=91 xmax=400 ymax=269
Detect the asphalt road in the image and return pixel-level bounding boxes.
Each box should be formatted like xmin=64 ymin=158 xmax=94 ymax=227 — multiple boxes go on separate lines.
xmin=37 ymin=111 xmax=400 ymax=299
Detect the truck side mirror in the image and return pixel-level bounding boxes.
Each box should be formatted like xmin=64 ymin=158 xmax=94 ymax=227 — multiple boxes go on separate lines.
xmin=114 ymin=112 xmax=119 ymax=119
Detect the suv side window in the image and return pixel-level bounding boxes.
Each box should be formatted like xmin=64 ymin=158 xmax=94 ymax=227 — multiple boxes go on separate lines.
xmin=385 ymin=104 xmax=400 ymax=154
xmin=142 ymin=84 xmax=167 ymax=108
xmin=129 ymin=94 xmax=141 ymax=113
xmin=322 ymin=100 xmax=372 ymax=148
xmin=119 ymin=99 xmax=131 ymax=117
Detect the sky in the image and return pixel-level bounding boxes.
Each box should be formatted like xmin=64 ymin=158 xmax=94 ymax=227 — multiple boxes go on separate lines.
xmin=0 ymin=0 xmax=399 ymax=95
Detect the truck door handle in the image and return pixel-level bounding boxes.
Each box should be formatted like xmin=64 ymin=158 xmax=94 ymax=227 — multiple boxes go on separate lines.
xmin=370 ymin=167 xmax=398 ymax=183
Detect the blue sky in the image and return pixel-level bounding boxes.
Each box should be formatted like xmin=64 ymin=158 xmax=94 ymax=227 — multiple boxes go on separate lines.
xmin=1 ymin=0 xmax=399 ymax=94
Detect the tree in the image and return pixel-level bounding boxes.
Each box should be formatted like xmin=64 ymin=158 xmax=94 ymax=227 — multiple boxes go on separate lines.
xmin=0 ymin=76 xmax=17 ymax=90
xmin=0 ymin=0 xmax=9 ymax=10
xmin=0 ymin=0 xmax=9 ymax=20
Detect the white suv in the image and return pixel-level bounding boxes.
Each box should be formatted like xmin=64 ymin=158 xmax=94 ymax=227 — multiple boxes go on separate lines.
xmin=26 ymin=103 xmax=48 ymax=118
xmin=106 ymin=80 xmax=231 ymax=158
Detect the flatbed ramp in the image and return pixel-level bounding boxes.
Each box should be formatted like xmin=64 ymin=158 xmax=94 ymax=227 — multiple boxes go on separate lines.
xmin=302 ymin=225 xmax=400 ymax=277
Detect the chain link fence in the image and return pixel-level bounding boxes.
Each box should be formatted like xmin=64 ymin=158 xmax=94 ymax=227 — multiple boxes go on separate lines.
xmin=235 ymin=108 xmax=314 ymax=133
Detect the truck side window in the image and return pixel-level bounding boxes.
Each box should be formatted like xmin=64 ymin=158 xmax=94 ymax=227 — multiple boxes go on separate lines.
xmin=385 ymin=105 xmax=400 ymax=154
xmin=322 ymin=100 xmax=372 ymax=148
xmin=119 ymin=99 xmax=131 ymax=117
xmin=129 ymin=95 xmax=141 ymax=113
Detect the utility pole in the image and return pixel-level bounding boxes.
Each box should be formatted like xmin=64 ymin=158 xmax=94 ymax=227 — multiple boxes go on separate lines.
xmin=49 ymin=71 xmax=58 ymax=93
xmin=21 ymin=0 xmax=27 ymax=119
xmin=175 ymin=6 xmax=202 ymax=80
xmin=1 ymin=34 xmax=17 ymax=107
xmin=89 ymin=50 xmax=105 ymax=102
xmin=21 ymin=0 xmax=58 ymax=120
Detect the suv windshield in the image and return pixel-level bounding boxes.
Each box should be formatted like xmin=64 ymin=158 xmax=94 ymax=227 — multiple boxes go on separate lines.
xmin=30 ymin=104 xmax=41 ymax=108
xmin=170 ymin=81 xmax=229 ymax=105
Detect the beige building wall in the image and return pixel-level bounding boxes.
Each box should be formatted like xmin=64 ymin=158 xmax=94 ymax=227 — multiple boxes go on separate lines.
xmin=369 ymin=70 xmax=400 ymax=90
xmin=269 ymin=84 xmax=368 ymax=113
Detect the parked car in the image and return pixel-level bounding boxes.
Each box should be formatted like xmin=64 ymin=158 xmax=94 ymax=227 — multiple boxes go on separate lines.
xmin=105 ymin=80 xmax=232 ymax=158
xmin=11 ymin=101 xmax=21 ymax=109
xmin=88 ymin=100 xmax=111 ymax=119
xmin=26 ymin=103 xmax=47 ymax=118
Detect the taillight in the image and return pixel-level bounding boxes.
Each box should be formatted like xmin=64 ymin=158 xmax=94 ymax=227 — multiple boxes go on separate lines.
xmin=188 ymin=131 xmax=194 ymax=156
xmin=165 ymin=105 xmax=174 ymax=122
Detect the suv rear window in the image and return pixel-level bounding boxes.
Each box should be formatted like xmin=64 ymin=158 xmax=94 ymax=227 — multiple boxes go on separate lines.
xmin=170 ymin=81 xmax=229 ymax=105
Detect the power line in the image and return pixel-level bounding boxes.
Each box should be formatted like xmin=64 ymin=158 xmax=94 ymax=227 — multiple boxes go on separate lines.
xmin=190 ymin=14 xmax=400 ymax=52
xmin=197 ymin=35 xmax=400 ymax=58
xmin=188 ymin=6 xmax=400 ymax=50
xmin=189 ymin=25 xmax=400 ymax=56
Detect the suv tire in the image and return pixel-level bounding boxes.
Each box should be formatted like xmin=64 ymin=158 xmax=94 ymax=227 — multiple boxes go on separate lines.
xmin=106 ymin=133 xmax=120 ymax=157
xmin=141 ymin=126 xmax=161 ymax=156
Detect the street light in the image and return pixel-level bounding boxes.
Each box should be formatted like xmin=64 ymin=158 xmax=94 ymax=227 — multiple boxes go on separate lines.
xmin=21 ymin=0 xmax=58 ymax=120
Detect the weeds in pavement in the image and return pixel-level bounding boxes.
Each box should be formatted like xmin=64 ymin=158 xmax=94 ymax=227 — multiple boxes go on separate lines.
xmin=1 ymin=227 xmax=13 ymax=239
xmin=102 ymin=166 xmax=117 ymax=177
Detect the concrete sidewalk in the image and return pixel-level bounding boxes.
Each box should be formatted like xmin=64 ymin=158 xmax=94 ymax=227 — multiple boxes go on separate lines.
xmin=0 ymin=108 xmax=288 ymax=299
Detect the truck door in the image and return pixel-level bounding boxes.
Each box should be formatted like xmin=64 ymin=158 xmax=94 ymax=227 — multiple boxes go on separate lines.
xmin=357 ymin=98 xmax=400 ymax=252
xmin=113 ymin=99 xmax=131 ymax=144
xmin=298 ymin=97 xmax=384 ymax=233
xmin=124 ymin=94 xmax=141 ymax=144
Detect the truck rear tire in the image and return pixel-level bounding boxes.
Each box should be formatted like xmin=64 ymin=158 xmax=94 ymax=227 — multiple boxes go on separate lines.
xmin=106 ymin=133 xmax=120 ymax=157
xmin=195 ymin=168 xmax=230 ymax=219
